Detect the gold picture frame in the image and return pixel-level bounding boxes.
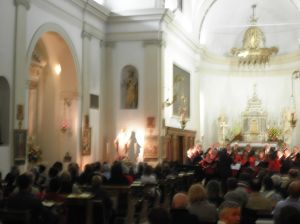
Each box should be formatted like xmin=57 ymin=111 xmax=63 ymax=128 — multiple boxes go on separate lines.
xmin=81 ymin=127 xmax=91 ymax=155
xmin=144 ymin=136 xmax=158 ymax=159
xmin=13 ymin=129 xmax=27 ymax=164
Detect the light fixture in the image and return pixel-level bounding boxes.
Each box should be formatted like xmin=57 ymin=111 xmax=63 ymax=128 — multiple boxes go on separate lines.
xmin=54 ymin=64 xmax=61 ymax=76
xmin=231 ymin=5 xmax=278 ymax=66
xmin=289 ymin=70 xmax=300 ymax=128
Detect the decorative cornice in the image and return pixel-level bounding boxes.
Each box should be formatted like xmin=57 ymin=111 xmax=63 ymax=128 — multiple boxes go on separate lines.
xmin=70 ymin=0 xmax=110 ymax=22
xmin=143 ymin=40 xmax=166 ymax=48
xmin=106 ymin=31 xmax=163 ymax=42
xmin=102 ymin=41 xmax=115 ymax=48
xmin=108 ymin=8 xmax=166 ymax=23
xmin=81 ymin=30 xmax=92 ymax=40
xmin=14 ymin=0 xmax=31 ymax=10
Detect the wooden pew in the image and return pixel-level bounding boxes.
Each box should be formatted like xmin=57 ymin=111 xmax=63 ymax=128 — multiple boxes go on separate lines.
xmin=0 ymin=209 xmax=31 ymax=224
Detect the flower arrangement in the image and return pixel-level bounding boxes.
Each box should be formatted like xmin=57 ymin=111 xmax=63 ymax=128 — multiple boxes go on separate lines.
xmin=27 ymin=137 xmax=42 ymax=163
xmin=267 ymin=127 xmax=283 ymax=142
xmin=225 ymin=123 xmax=242 ymax=143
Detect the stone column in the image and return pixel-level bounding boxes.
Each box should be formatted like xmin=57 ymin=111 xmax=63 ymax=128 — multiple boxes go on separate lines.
xmin=81 ymin=30 xmax=92 ymax=120
xmin=101 ymin=41 xmax=115 ymax=162
xmin=13 ymin=0 xmax=30 ymax=129
xmin=143 ymin=39 xmax=165 ymax=160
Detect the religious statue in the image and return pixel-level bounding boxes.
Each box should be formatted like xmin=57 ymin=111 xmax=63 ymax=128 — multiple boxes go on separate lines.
xmin=124 ymin=70 xmax=138 ymax=109
xmin=218 ymin=113 xmax=228 ymax=145
xmin=127 ymin=131 xmax=140 ymax=163
xmin=114 ymin=129 xmax=130 ymax=160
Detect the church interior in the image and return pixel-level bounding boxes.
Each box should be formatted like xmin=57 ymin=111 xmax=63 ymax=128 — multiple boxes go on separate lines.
xmin=1 ymin=0 xmax=300 ymax=223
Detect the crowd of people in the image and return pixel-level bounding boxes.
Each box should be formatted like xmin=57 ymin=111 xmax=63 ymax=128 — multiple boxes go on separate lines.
xmin=0 ymin=142 xmax=300 ymax=224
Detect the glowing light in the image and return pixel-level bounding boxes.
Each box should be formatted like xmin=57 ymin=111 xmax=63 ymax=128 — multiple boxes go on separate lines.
xmin=54 ymin=64 xmax=61 ymax=76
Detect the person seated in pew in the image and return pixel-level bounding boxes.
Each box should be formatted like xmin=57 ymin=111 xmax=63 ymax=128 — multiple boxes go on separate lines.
xmin=187 ymin=183 xmax=218 ymax=223
xmin=218 ymin=200 xmax=241 ymax=224
xmin=88 ymin=175 xmax=113 ymax=222
xmin=170 ymin=192 xmax=199 ymax=224
xmin=147 ymin=207 xmax=171 ymax=224
xmin=107 ymin=161 xmax=130 ymax=185
xmin=5 ymin=173 xmax=57 ymax=224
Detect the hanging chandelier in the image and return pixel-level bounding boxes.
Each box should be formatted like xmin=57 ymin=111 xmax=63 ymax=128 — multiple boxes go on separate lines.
xmin=231 ymin=5 xmax=278 ymax=66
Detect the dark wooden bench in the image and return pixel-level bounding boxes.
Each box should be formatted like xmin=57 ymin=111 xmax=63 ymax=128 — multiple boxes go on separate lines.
xmin=0 ymin=209 xmax=31 ymax=224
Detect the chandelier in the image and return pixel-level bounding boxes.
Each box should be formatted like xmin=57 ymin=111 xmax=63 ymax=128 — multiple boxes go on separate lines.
xmin=231 ymin=5 xmax=278 ymax=66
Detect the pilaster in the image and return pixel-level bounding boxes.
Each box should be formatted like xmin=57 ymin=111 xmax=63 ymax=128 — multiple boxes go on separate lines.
xmin=13 ymin=0 xmax=30 ymax=129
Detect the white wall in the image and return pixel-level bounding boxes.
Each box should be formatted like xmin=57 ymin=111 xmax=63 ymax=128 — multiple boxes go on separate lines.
xmin=112 ymin=41 xmax=145 ymax=134
xmin=163 ymin=27 xmax=200 ymax=139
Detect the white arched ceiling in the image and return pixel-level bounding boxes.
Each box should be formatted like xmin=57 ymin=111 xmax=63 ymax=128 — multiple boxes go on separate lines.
xmin=196 ymin=0 xmax=300 ymax=56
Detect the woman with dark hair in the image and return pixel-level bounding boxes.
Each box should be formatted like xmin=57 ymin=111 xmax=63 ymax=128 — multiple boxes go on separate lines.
xmin=107 ymin=161 xmax=129 ymax=185
xmin=206 ymin=180 xmax=224 ymax=207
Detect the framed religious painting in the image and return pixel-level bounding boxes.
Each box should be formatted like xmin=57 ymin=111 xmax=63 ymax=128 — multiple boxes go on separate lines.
xmin=81 ymin=127 xmax=91 ymax=155
xmin=144 ymin=136 xmax=158 ymax=159
xmin=13 ymin=129 xmax=27 ymax=164
xmin=172 ymin=64 xmax=190 ymax=118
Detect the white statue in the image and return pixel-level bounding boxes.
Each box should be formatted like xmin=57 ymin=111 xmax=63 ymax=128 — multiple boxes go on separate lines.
xmin=218 ymin=113 xmax=228 ymax=144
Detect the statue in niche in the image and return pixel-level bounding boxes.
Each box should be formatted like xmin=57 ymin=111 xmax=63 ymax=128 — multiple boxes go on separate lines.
xmin=122 ymin=66 xmax=138 ymax=109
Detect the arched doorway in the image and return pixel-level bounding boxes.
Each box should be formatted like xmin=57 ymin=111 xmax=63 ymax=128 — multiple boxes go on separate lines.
xmin=28 ymin=31 xmax=78 ymax=166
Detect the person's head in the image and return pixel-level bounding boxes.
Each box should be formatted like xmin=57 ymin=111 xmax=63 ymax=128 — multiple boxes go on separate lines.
xmin=288 ymin=180 xmax=300 ymax=199
xmin=91 ymin=175 xmax=102 ymax=188
xmin=206 ymin=179 xmax=221 ymax=198
xmin=17 ymin=173 xmax=32 ymax=191
xmin=227 ymin=177 xmax=238 ymax=191
xmin=250 ymin=178 xmax=262 ymax=192
xmin=188 ymin=183 xmax=207 ymax=203
xmin=148 ymin=207 xmax=170 ymax=224
xmin=219 ymin=200 xmax=241 ymax=224
xmin=172 ymin=192 xmax=188 ymax=209
xmin=262 ymin=176 xmax=274 ymax=191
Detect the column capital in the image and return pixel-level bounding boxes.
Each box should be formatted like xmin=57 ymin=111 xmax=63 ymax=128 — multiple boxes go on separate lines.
xmin=81 ymin=31 xmax=92 ymax=40
xmin=14 ymin=0 xmax=31 ymax=10
xmin=143 ymin=39 xmax=166 ymax=48
xmin=101 ymin=41 xmax=115 ymax=48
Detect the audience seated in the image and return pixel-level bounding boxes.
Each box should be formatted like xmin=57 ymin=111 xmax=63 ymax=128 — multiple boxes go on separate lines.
xmin=148 ymin=207 xmax=171 ymax=224
xmin=276 ymin=205 xmax=300 ymax=224
xmin=224 ymin=177 xmax=248 ymax=208
xmin=187 ymin=183 xmax=218 ymax=223
xmin=5 ymin=173 xmax=55 ymax=224
xmin=273 ymin=180 xmax=300 ymax=223
xmin=218 ymin=200 xmax=241 ymax=224
xmin=107 ymin=161 xmax=130 ymax=185
xmin=170 ymin=192 xmax=199 ymax=224
xmin=206 ymin=179 xmax=224 ymax=207
xmin=246 ymin=178 xmax=273 ymax=212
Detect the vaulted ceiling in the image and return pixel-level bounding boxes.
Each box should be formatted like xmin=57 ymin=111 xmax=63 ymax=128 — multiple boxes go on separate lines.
xmin=200 ymin=0 xmax=300 ymax=56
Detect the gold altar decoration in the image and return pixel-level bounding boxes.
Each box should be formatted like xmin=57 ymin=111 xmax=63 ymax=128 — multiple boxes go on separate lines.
xmin=82 ymin=115 xmax=91 ymax=155
xmin=231 ymin=5 xmax=278 ymax=66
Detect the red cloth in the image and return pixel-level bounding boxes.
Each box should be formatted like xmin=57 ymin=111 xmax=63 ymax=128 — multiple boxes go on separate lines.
xmin=268 ymin=159 xmax=281 ymax=173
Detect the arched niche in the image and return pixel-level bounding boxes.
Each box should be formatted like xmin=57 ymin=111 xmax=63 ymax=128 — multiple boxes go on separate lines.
xmin=121 ymin=65 xmax=139 ymax=109
xmin=27 ymin=28 xmax=79 ymax=165
xmin=0 ymin=77 xmax=10 ymax=145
